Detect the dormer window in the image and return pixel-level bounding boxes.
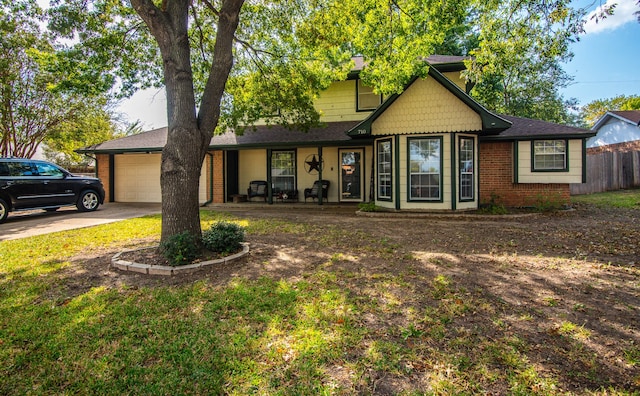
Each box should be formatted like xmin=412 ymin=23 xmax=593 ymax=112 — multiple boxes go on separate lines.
xmin=356 ymin=79 xmax=382 ymax=111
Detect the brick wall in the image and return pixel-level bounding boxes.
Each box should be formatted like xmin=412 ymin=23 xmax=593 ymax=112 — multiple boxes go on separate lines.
xmin=96 ymin=154 xmax=111 ymax=202
xmin=209 ymin=150 xmax=225 ymax=203
xmin=479 ymin=141 xmax=570 ymax=207
xmin=587 ymin=139 xmax=640 ymax=154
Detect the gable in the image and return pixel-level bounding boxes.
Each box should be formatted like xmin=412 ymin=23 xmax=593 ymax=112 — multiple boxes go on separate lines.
xmin=588 ymin=116 xmax=640 ymax=148
xmin=371 ymin=77 xmax=482 ymax=135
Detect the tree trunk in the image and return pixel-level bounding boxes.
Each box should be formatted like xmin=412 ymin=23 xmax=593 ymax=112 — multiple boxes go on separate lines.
xmin=131 ymin=0 xmax=244 ymax=242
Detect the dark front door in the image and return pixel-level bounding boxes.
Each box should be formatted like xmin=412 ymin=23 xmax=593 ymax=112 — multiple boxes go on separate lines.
xmin=339 ymin=149 xmax=364 ymax=202
xmin=226 ymin=150 xmax=239 ymax=201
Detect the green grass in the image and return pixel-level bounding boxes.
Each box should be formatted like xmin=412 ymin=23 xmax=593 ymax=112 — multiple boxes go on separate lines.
xmin=1 ymin=210 xmax=638 ymax=394
xmin=572 ymin=189 xmax=640 ymax=209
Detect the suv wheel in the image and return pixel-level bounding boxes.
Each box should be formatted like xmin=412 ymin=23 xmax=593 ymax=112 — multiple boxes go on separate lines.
xmin=0 ymin=198 xmax=8 ymax=223
xmin=77 ymin=190 xmax=100 ymax=212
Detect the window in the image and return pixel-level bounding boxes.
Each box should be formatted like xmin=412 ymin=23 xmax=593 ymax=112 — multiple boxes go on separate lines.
xmin=533 ymin=140 xmax=567 ymax=171
xmin=271 ymin=150 xmax=296 ymax=193
xmin=377 ymin=140 xmax=392 ymax=200
xmin=34 ymin=162 xmax=64 ymax=178
xmin=408 ymin=138 xmax=441 ymax=201
xmin=6 ymin=161 xmax=34 ymax=176
xmin=357 ymin=79 xmax=382 ymax=111
xmin=459 ymin=137 xmax=474 ymax=201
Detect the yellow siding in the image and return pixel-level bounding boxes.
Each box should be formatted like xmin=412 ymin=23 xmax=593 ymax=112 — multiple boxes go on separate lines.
xmin=238 ymin=150 xmax=267 ymax=195
xmin=297 ymin=147 xmax=372 ymax=203
xmin=517 ymin=140 xmax=583 ymax=183
xmin=443 ymin=71 xmax=466 ymax=91
xmin=297 ymin=148 xmax=341 ymax=202
xmin=398 ymin=134 xmax=453 ymax=210
xmin=314 ymin=80 xmax=372 ymax=123
xmin=373 ymin=135 xmax=479 ymax=210
xmin=371 ymin=77 xmax=481 ymax=135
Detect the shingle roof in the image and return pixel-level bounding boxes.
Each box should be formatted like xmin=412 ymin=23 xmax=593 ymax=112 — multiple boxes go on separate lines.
xmin=77 ymin=121 xmax=363 ymax=153
xmin=609 ymin=110 xmax=640 ymax=125
xmin=483 ymin=115 xmax=595 ymax=140
xmin=78 ymin=127 xmax=168 ymax=153
xmin=210 ymin=121 xmax=361 ymax=148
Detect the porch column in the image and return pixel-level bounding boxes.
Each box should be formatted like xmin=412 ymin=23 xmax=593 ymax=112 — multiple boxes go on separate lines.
xmin=318 ymin=146 xmax=323 ymax=205
xmin=267 ymin=148 xmax=273 ymax=205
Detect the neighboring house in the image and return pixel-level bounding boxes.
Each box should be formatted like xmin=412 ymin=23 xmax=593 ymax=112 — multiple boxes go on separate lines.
xmin=587 ymin=110 xmax=640 ymax=153
xmin=79 ymin=56 xmax=594 ymax=210
xmin=571 ymin=110 xmax=640 ymax=195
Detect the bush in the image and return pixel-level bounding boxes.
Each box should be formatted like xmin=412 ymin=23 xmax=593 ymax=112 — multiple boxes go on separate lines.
xmin=160 ymin=231 xmax=201 ymax=266
xmin=479 ymin=193 xmax=508 ymax=215
xmin=358 ymin=202 xmax=381 ymax=212
xmin=531 ymin=191 xmax=565 ymax=212
xmin=202 ymin=221 xmax=245 ymax=254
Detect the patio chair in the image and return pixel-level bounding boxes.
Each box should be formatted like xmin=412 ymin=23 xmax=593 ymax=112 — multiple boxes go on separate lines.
xmin=304 ymin=180 xmax=330 ymax=202
xmin=247 ymin=180 xmax=268 ymax=202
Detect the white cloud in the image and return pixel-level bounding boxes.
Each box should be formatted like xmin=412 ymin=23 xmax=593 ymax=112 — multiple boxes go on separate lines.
xmin=583 ymin=0 xmax=639 ymax=34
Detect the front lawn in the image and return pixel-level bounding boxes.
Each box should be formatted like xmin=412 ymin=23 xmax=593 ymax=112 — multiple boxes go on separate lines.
xmin=1 ymin=206 xmax=638 ymax=394
xmin=572 ymin=189 xmax=640 ymax=209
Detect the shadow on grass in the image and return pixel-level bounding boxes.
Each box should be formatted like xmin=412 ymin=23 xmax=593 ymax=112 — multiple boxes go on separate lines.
xmin=2 ymin=205 xmax=639 ymax=394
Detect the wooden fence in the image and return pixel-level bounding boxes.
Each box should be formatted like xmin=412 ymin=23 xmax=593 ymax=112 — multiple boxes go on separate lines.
xmin=571 ymin=150 xmax=640 ymax=195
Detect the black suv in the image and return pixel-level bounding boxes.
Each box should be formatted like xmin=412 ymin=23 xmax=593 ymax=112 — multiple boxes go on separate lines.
xmin=0 ymin=158 xmax=105 ymax=223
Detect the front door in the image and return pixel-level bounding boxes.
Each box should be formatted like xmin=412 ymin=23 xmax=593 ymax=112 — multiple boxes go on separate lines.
xmin=339 ymin=149 xmax=364 ymax=202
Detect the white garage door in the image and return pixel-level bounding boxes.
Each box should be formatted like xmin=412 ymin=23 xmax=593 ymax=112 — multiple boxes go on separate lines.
xmin=114 ymin=154 xmax=207 ymax=203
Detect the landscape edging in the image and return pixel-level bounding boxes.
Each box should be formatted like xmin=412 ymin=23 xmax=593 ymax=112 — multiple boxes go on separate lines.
xmin=111 ymin=242 xmax=250 ymax=275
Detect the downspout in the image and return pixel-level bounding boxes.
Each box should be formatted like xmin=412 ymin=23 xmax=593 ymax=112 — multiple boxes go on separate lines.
xmin=201 ymin=152 xmax=214 ymax=206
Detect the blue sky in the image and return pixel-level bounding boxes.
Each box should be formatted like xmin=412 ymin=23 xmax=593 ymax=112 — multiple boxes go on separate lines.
xmin=117 ymin=0 xmax=640 ymax=129
xmin=561 ymin=0 xmax=640 ymax=106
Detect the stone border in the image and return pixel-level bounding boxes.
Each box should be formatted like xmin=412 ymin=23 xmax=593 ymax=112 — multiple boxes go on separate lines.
xmin=355 ymin=210 xmax=543 ymax=220
xmin=111 ymin=242 xmax=250 ymax=275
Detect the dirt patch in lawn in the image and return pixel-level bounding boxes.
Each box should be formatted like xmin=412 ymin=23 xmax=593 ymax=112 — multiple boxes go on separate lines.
xmin=65 ymin=203 xmax=640 ymax=393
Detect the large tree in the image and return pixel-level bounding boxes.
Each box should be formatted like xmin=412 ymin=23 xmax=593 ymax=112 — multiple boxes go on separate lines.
xmin=46 ymin=0 xmax=585 ymax=242
xmin=0 ymin=0 xmax=118 ymax=159
xmin=43 ymin=99 xmax=122 ymax=168
xmin=581 ymin=95 xmax=640 ymax=127
xmin=455 ymin=0 xmax=584 ymax=123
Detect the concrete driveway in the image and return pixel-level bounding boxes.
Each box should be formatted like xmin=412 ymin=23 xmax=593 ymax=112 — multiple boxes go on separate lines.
xmin=0 ymin=203 xmax=161 ymax=241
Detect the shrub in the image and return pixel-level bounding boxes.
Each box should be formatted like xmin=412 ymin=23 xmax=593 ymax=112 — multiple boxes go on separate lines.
xmin=160 ymin=231 xmax=201 ymax=266
xmin=479 ymin=193 xmax=508 ymax=215
xmin=202 ymin=221 xmax=245 ymax=254
xmin=358 ymin=202 xmax=381 ymax=212
xmin=531 ymin=191 xmax=565 ymax=212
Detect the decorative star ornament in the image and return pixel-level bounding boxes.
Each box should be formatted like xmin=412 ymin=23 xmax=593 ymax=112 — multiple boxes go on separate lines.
xmin=305 ymin=155 xmax=322 ymax=173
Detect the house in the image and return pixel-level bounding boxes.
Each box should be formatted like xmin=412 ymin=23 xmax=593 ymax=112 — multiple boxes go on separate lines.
xmin=78 ymin=56 xmax=595 ymax=210
xmin=571 ymin=110 xmax=640 ymax=194
xmin=587 ymin=110 xmax=640 ymax=153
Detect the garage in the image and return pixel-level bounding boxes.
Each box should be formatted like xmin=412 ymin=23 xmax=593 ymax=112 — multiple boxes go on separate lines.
xmin=114 ymin=153 xmax=207 ymax=203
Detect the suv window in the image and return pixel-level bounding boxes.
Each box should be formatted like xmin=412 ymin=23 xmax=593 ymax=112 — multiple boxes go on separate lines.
xmin=34 ymin=162 xmax=65 ymax=178
xmin=0 ymin=162 xmax=8 ymax=176
xmin=7 ymin=161 xmax=35 ymax=176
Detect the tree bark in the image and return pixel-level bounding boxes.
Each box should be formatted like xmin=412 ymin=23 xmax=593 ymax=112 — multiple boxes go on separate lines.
xmin=130 ymin=0 xmax=243 ymax=242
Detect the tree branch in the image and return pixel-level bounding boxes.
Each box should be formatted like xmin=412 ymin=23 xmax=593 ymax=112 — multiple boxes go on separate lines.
xmin=190 ymin=3 xmax=209 ymax=62
xmin=198 ymin=0 xmax=245 ymax=137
